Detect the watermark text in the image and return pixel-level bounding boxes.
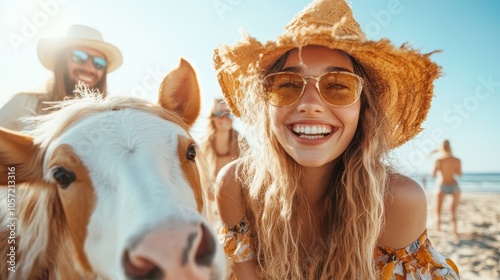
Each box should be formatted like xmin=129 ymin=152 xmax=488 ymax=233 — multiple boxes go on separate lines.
xmin=6 ymin=166 xmax=17 ymax=273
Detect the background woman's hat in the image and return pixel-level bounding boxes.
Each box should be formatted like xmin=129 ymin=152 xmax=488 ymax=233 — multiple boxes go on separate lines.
xmin=213 ymin=0 xmax=441 ymax=148
xmin=37 ymin=24 xmax=122 ymax=72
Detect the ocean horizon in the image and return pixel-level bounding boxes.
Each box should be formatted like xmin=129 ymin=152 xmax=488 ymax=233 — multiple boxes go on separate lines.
xmin=410 ymin=172 xmax=500 ymax=193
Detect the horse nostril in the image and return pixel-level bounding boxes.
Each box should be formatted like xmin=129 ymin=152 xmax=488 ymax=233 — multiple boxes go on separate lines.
xmin=124 ymin=250 xmax=162 ymax=279
xmin=123 ymin=223 xmax=217 ymax=279
xmin=195 ymin=223 xmax=216 ymax=267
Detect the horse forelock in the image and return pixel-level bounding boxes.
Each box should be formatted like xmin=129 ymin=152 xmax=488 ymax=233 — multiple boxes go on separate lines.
xmin=29 ymin=90 xmax=190 ymax=164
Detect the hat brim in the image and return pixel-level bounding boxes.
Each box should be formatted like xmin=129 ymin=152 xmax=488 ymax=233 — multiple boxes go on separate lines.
xmin=37 ymin=38 xmax=123 ymax=73
xmin=214 ymin=26 xmax=441 ymax=148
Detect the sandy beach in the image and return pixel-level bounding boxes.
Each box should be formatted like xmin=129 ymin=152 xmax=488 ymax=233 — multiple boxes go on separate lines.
xmin=425 ymin=191 xmax=500 ymax=280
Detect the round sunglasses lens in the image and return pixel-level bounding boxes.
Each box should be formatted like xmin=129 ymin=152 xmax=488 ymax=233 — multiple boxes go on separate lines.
xmin=72 ymin=50 xmax=88 ymax=64
xmin=319 ymin=73 xmax=361 ymax=106
xmin=264 ymin=73 xmax=304 ymax=106
xmin=212 ymin=111 xmax=233 ymax=120
xmin=92 ymin=57 xmax=107 ymax=70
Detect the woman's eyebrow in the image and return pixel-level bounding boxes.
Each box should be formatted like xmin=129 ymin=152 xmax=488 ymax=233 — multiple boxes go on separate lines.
xmin=281 ymin=66 xmax=354 ymax=73
xmin=281 ymin=66 xmax=302 ymax=73
xmin=325 ymin=66 xmax=353 ymax=73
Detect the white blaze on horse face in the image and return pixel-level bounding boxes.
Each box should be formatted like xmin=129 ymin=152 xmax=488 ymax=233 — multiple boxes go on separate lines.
xmin=44 ymin=108 xmax=203 ymax=279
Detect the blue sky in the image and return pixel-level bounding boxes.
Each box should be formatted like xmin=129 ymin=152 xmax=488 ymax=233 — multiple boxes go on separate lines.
xmin=1 ymin=0 xmax=499 ymax=174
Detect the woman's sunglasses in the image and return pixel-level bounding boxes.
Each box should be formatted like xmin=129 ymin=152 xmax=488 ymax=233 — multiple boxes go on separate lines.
xmin=211 ymin=110 xmax=233 ymax=119
xmin=71 ymin=50 xmax=107 ymax=70
xmin=262 ymin=71 xmax=364 ymax=107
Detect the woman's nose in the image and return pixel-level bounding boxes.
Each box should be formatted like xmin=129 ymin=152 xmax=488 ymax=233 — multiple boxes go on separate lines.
xmin=81 ymin=59 xmax=97 ymax=72
xmin=296 ymin=81 xmax=325 ymax=113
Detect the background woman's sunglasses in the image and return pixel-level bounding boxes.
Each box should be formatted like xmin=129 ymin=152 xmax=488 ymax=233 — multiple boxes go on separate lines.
xmin=71 ymin=50 xmax=107 ymax=70
xmin=263 ymin=71 xmax=364 ymax=107
xmin=211 ymin=110 xmax=233 ymax=119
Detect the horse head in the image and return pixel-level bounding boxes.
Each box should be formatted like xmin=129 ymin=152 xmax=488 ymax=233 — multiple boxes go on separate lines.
xmin=0 ymin=59 xmax=226 ymax=280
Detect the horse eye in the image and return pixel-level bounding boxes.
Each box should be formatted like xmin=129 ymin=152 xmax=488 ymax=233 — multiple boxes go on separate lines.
xmin=186 ymin=143 xmax=197 ymax=161
xmin=53 ymin=167 xmax=76 ymax=189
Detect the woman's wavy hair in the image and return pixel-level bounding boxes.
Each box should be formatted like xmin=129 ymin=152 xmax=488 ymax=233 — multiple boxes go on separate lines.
xmin=234 ymin=47 xmax=392 ymax=279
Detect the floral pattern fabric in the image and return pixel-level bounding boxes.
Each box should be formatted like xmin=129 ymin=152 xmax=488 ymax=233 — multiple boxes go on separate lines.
xmin=375 ymin=229 xmax=459 ymax=279
xmin=219 ymin=220 xmax=255 ymax=263
xmin=220 ymin=221 xmax=459 ymax=279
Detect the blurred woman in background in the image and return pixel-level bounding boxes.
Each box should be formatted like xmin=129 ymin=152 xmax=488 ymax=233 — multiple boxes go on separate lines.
xmin=432 ymin=140 xmax=462 ymax=236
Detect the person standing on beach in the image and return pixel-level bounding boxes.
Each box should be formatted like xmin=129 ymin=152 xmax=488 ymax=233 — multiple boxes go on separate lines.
xmin=0 ymin=24 xmax=122 ymax=132
xmin=200 ymin=98 xmax=247 ymax=223
xmin=432 ymin=140 xmax=462 ymax=236
xmin=201 ymin=98 xmax=246 ymax=178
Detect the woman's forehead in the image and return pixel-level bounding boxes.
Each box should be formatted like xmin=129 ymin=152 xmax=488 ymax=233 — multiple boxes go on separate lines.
xmin=284 ymin=46 xmax=354 ymax=72
xmin=214 ymin=102 xmax=229 ymax=111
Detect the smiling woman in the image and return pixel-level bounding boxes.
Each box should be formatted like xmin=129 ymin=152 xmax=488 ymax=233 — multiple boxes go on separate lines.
xmin=212 ymin=0 xmax=459 ymax=279
xmin=0 ymin=24 xmax=122 ymax=132
xmin=64 ymin=47 xmax=107 ymax=88
xmin=268 ymin=47 xmax=361 ymax=168
xmin=66 ymin=47 xmax=107 ymax=89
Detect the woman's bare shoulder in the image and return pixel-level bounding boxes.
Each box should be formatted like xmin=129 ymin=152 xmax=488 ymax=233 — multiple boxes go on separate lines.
xmin=387 ymin=173 xmax=427 ymax=203
xmin=215 ymin=159 xmax=246 ymax=227
xmin=378 ymin=173 xmax=427 ymax=249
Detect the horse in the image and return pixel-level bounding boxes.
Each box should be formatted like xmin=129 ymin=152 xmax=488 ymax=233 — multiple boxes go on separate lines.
xmin=0 ymin=59 xmax=226 ymax=280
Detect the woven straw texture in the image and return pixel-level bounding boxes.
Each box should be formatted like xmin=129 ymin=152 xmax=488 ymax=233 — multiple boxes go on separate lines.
xmin=213 ymin=0 xmax=441 ymax=148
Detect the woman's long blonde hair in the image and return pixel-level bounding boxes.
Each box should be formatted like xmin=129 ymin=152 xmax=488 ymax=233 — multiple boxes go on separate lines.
xmin=234 ymin=49 xmax=391 ymax=279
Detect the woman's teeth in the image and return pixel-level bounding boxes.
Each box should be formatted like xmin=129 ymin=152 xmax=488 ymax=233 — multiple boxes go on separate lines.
xmin=292 ymin=124 xmax=332 ymax=139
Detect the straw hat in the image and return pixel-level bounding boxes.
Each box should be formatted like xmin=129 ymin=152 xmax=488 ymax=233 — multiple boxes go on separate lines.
xmin=213 ymin=0 xmax=441 ymax=148
xmin=37 ymin=25 xmax=122 ymax=73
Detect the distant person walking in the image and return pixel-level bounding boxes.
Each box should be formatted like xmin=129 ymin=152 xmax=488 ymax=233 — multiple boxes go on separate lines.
xmin=432 ymin=140 xmax=462 ymax=236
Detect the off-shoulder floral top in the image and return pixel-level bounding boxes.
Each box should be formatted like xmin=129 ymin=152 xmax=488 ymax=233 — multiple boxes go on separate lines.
xmin=220 ymin=220 xmax=459 ymax=279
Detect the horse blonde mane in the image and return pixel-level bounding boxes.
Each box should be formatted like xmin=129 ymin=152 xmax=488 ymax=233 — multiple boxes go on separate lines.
xmin=0 ymin=180 xmax=80 ymax=279
xmin=31 ymin=86 xmax=191 ymax=151
xmin=1 ymin=87 xmax=212 ymax=279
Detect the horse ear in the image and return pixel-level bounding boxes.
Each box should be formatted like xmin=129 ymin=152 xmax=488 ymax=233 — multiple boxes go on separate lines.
xmin=0 ymin=128 xmax=42 ymax=185
xmin=158 ymin=58 xmax=201 ymax=126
